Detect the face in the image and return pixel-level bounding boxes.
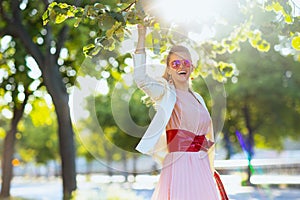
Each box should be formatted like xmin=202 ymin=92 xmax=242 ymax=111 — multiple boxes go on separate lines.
xmin=167 ymin=52 xmax=193 ymax=84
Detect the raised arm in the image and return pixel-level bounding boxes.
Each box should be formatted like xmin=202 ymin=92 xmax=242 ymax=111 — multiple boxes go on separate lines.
xmin=133 ymin=25 xmax=166 ymax=101
xmin=135 ymin=24 xmax=146 ymax=54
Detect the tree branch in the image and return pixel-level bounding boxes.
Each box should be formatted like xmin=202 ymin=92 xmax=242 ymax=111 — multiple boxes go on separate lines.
xmin=0 ymin=25 xmax=14 ymax=37
xmin=10 ymin=0 xmax=21 ymax=23
xmin=0 ymin=0 xmax=12 ymax=23
xmin=7 ymin=1 xmax=45 ymax=68
xmin=121 ymin=0 xmax=137 ymax=12
xmin=41 ymin=0 xmax=49 ymax=6
xmin=54 ymin=25 xmax=69 ymax=61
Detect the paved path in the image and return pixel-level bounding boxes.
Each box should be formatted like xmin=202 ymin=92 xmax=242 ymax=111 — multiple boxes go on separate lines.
xmin=6 ymin=176 xmax=300 ymax=200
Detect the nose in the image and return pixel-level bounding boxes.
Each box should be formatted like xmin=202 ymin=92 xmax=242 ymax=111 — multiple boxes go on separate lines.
xmin=179 ymin=61 xmax=188 ymax=70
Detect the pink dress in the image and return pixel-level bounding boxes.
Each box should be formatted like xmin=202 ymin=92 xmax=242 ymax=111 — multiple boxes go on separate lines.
xmin=151 ymin=89 xmax=220 ymax=200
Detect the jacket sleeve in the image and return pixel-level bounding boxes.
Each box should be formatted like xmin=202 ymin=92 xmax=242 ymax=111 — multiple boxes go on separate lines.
xmin=133 ymin=53 xmax=166 ymax=101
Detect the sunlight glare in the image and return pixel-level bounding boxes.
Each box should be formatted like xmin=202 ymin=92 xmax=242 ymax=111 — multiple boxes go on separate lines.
xmin=0 ymin=68 xmax=8 ymax=84
xmin=292 ymin=0 xmax=300 ymax=16
xmin=69 ymin=76 xmax=107 ymax=121
xmin=0 ymin=35 xmax=12 ymax=51
xmin=95 ymin=79 xmax=109 ymax=95
xmin=26 ymin=56 xmax=42 ymax=79
xmin=154 ymin=0 xmax=219 ymax=23
xmin=2 ymin=108 xmax=13 ymax=119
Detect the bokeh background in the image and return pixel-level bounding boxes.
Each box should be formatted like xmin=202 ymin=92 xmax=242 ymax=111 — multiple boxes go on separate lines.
xmin=1 ymin=0 xmax=300 ymax=199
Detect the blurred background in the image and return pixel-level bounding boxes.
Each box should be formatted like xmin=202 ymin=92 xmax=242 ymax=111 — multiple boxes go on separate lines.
xmin=1 ymin=0 xmax=300 ymax=199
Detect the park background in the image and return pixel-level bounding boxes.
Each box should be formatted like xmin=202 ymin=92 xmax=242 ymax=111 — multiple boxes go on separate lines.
xmin=0 ymin=0 xmax=300 ymax=199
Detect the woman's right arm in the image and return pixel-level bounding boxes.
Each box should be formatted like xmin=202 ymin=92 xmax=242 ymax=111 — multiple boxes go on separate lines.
xmin=133 ymin=25 xmax=165 ymax=101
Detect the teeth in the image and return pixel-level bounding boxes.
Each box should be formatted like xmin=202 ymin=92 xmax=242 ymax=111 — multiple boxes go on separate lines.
xmin=178 ymin=71 xmax=187 ymax=75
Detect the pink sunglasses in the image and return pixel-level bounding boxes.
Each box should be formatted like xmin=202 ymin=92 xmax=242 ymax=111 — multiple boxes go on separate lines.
xmin=170 ymin=59 xmax=192 ymax=70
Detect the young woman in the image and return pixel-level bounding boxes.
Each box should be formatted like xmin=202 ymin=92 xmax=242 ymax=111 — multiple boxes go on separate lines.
xmin=133 ymin=24 xmax=228 ymax=200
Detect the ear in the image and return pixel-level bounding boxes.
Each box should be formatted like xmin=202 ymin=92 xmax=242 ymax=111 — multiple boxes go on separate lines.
xmin=191 ymin=65 xmax=195 ymax=72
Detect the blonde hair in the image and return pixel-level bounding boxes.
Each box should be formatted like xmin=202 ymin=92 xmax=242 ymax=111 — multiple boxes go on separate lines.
xmin=163 ymin=45 xmax=192 ymax=80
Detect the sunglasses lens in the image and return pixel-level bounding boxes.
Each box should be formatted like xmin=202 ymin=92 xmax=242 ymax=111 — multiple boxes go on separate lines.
xmin=183 ymin=59 xmax=191 ymax=68
xmin=171 ymin=60 xmax=181 ymax=69
xmin=170 ymin=59 xmax=191 ymax=69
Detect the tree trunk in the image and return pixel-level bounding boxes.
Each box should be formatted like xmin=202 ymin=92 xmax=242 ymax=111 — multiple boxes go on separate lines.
xmin=122 ymin=152 xmax=128 ymax=182
xmin=0 ymin=96 xmax=27 ymax=197
xmin=1 ymin=1 xmax=77 ymax=198
xmin=42 ymin=57 xmax=77 ymax=199
xmin=55 ymin=95 xmax=77 ymax=199
xmin=243 ymin=104 xmax=254 ymax=185
xmin=133 ymin=154 xmax=137 ymax=180
xmin=223 ymin=131 xmax=233 ymax=160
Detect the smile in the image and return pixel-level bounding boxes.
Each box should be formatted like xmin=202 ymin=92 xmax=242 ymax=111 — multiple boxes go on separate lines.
xmin=177 ymin=70 xmax=187 ymax=75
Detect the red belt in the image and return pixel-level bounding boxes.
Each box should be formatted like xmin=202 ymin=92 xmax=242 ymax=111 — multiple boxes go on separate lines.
xmin=166 ymin=129 xmax=214 ymax=152
xmin=166 ymin=129 xmax=229 ymax=200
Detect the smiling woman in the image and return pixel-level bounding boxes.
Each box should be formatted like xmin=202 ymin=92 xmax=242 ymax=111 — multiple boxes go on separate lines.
xmin=133 ymin=24 xmax=229 ymax=200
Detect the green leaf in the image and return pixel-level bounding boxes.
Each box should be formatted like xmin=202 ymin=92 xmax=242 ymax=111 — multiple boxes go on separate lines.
xmin=291 ymin=36 xmax=300 ymax=51
xmin=272 ymin=2 xmax=283 ymax=12
xmin=58 ymin=3 xmax=69 ymax=9
xmin=48 ymin=2 xmax=58 ymax=9
xmin=284 ymin=14 xmax=293 ymax=24
xmin=152 ymin=29 xmax=161 ymax=55
xmin=106 ymin=21 xmax=122 ymax=38
xmin=100 ymin=14 xmax=116 ymax=30
xmin=95 ymin=3 xmax=106 ymax=10
xmin=67 ymin=10 xmax=75 ymax=18
xmin=83 ymin=44 xmax=96 ymax=56
xmin=42 ymin=10 xmax=49 ymax=22
xmin=100 ymin=0 xmax=119 ymax=7
xmin=109 ymin=12 xmax=125 ymax=25
xmin=74 ymin=17 xmax=82 ymax=27
xmin=213 ymin=44 xmax=226 ymax=54
xmin=212 ymin=68 xmax=225 ymax=82
xmin=102 ymin=38 xmax=115 ymax=51
xmin=55 ymin=14 xmax=68 ymax=24
xmin=249 ymin=38 xmax=258 ymax=48
xmin=110 ymin=68 xmax=121 ymax=80
xmin=257 ymin=40 xmax=270 ymax=52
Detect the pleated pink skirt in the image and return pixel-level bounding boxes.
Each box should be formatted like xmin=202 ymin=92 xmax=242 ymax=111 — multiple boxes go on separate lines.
xmin=151 ymin=151 xmax=220 ymax=200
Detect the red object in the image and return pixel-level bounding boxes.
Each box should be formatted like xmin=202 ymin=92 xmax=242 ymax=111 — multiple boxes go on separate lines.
xmin=166 ymin=129 xmax=229 ymax=200
xmin=166 ymin=129 xmax=214 ymax=152
xmin=214 ymin=170 xmax=229 ymax=200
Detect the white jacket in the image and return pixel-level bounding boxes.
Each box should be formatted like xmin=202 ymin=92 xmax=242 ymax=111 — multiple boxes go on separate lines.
xmin=133 ymin=53 xmax=215 ymax=167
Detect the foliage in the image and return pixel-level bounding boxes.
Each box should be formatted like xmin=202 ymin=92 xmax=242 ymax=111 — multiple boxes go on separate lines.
xmin=223 ymin=42 xmax=300 ymax=151
xmin=76 ymin=77 xmax=150 ymax=167
xmin=0 ymin=0 xmax=80 ymax=165
xmin=42 ymin=0 xmax=275 ymax=82
xmin=0 ymin=0 xmax=86 ymax=196
xmin=17 ymin=96 xmax=59 ymax=164
xmin=0 ymin=36 xmax=36 ymax=113
xmin=43 ymin=1 xmax=142 ymax=57
xmin=262 ymin=0 xmax=300 ymax=60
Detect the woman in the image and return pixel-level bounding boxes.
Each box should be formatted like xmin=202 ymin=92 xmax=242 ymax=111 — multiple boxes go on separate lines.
xmin=133 ymin=24 xmax=228 ymax=200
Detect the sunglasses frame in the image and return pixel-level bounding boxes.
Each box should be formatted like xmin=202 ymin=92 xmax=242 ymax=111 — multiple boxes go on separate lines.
xmin=169 ymin=59 xmax=192 ymax=70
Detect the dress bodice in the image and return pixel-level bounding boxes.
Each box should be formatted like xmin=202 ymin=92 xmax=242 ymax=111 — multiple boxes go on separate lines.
xmin=166 ymin=89 xmax=211 ymax=135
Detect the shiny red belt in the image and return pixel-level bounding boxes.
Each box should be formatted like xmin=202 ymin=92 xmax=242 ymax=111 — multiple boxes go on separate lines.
xmin=166 ymin=129 xmax=229 ymax=200
xmin=166 ymin=129 xmax=214 ymax=152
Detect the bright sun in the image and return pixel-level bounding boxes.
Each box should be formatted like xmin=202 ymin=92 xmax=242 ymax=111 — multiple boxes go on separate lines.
xmin=150 ymin=0 xmax=222 ymax=23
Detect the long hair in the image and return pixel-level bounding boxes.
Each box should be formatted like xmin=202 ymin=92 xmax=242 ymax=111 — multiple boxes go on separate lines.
xmin=163 ymin=45 xmax=192 ymax=80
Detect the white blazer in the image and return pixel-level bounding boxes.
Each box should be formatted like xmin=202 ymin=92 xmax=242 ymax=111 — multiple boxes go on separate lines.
xmin=133 ymin=53 xmax=215 ymax=166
